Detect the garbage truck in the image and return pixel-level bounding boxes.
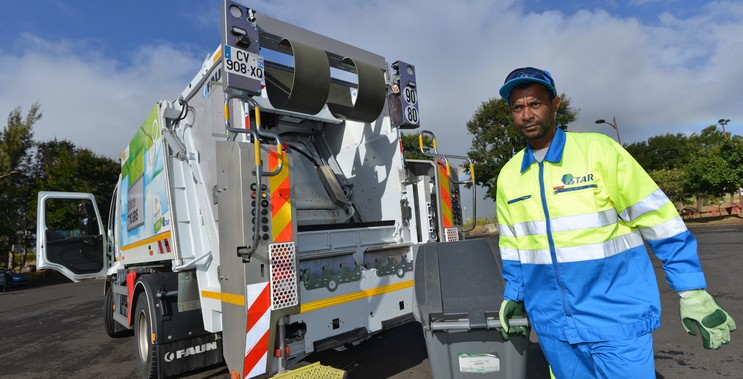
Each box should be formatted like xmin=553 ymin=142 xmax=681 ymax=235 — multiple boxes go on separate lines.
xmin=35 ymin=1 xmax=527 ymax=378
xmin=36 ymin=0 xmax=524 ymax=378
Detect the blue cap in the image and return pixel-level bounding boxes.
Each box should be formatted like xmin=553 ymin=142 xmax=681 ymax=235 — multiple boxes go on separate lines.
xmin=499 ymin=67 xmax=557 ymax=104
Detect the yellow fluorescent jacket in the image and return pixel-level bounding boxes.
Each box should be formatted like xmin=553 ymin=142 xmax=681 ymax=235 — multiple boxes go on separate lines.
xmin=495 ymin=128 xmax=706 ymax=343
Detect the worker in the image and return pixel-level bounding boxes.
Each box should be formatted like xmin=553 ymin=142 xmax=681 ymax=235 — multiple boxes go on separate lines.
xmin=494 ymin=67 xmax=736 ymax=378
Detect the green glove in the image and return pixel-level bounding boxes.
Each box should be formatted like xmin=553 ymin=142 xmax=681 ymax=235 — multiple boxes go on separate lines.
xmin=499 ymin=300 xmax=528 ymax=340
xmin=679 ymin=289 xmax=736 ymax=349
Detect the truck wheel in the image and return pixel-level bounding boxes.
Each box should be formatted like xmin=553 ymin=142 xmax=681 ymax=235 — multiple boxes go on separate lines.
xmin=134 ymin=292 xmax=159 ymax=378
xmin=103 ymin=286 xmax=132 ymax=338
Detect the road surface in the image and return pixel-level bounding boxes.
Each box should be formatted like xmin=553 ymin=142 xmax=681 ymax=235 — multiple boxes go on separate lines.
xmin=1 ymin=224 xmax=740 ymax=378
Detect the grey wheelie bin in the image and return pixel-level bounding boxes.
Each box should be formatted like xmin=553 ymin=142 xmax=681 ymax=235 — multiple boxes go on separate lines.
xmin=413 ymin=237 xmax=529 ymax=378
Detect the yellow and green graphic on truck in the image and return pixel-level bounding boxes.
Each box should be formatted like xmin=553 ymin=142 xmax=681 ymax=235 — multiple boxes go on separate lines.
xmin=120 ymin=105 xmax=170 ymax=247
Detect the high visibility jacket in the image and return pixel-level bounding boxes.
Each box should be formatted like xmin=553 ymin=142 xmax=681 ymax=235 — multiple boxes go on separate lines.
xmin=496 ymin=128 xmax=706 ymax=343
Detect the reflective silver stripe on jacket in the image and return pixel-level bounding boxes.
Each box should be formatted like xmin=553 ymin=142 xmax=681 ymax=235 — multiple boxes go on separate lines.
xmin=619 ymin=189 xmax=669 ymax=222
xmin=499 ymin=246 xmax=520 ymax=261
xmin=501 ymin=208 xmax=619 ymax=238
xmin=502 ymin=232 xmax=644 ymax=264
xmin=498 ymin=223 xmax=517 ymax=238
xmin=639 ymin=216 xmax=687 ymax=241
xmin=500 ymin=246 xmax=551 ymax=264
xmin=551 ymin=209 xmax=619 ymax=233
xmin=555 ymin=231 xmax=644 ymax=263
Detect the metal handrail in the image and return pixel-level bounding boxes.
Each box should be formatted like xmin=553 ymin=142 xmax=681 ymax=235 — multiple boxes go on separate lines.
xmin=224 ymin=95 xmax=285 ymax=176
xmin=417 ymin=130 xmax=477 ymax=233
xmin=223 ymin=95 xmax=262 ymax=260
xmin=248 ymin=100 xmax=284 ymax=177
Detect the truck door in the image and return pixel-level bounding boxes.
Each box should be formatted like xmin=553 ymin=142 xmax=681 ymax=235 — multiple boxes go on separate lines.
xmin=36 ymin=191 xmax=107 ymax=282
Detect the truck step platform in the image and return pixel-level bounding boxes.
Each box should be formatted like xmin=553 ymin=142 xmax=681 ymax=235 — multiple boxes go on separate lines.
xmin=272 ymin=362 xmax=346 ymax=379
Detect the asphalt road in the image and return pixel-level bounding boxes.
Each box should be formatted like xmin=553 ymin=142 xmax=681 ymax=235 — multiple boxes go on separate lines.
xmin=1 ymin=224 xmax=740 ymax=378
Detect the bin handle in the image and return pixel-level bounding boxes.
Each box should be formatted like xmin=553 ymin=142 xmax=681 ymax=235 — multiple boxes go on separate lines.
xmin=430 ymin=317 xmax=529 ymax=332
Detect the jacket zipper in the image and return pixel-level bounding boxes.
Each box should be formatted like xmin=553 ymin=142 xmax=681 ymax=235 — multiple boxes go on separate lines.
xmin=538 ymin=161 xmax=572 ymax=317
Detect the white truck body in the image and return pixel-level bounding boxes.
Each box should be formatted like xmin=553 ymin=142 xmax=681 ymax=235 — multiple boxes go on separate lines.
xmin=35 ymin=1 xmax=471 ymax=377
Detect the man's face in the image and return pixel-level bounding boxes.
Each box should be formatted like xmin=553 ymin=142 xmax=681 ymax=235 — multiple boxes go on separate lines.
xmin=509 ymin=84 xmax=560 ymax=150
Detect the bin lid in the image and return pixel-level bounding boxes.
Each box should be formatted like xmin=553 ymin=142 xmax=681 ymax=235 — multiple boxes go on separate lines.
xmin=414 ymin=237 xmax=505 ymax=330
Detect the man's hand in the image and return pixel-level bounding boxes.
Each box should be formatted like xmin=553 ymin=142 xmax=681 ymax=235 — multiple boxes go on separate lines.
xmin=499 ymin=300 xmax=528 ymax=340
xmin=679 ymin=289 xmax=736 ymax=349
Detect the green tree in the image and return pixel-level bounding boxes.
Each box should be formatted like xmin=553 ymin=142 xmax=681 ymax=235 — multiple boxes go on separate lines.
xmin=400 ymin=132 xmax=432 ymax=161
xmin=622 ymin=125 xmax=743 ymax=210
xmin=0 ymin=103 xmax=41 ymax=270
xmin=624 ymin=133 xmax=693 ymax=172
xmin=28 ymin=139 xmax=119 ymax=270
xmin=0 ymin=103 xmax=39 ymax=176
xmin=689 ymin=125 xmax=726 ymax=154
xmin=682 ymin=126 xmax=743 ymax=204
xmin=33 ymin=139 xmax=119 ymax=221
xmin=1 ymin=103 xmax=120 ymax=271
xmin=465 ymin=94 xmax=578 ymax=200
xmin=718 ymin=136 xmax=743 ymax=188
xmin=649 ymin=167 xmax=687 ymax=207
xmin=683 ymin=154 xmax=734 ymax=199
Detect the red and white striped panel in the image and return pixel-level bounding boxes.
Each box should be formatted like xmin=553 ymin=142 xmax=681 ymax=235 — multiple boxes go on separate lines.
xmin=243 ymin=282 xmax=271 ymax=379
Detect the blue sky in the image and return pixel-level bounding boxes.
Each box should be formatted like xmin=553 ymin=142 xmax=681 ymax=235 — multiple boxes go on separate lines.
xmin=2 ymin=0 xmax=742 ymax=216
xmin=1 ymin=3 xmax=217 ymax=54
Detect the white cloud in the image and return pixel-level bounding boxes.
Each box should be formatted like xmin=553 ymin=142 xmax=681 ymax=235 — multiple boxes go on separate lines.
xmin=243 ymin=0 xmax=743 ymax=146
xmin=2 ymin=0 xmax=742 ymax=216
xmin=0 ymin=33 xmax=202 ymax=159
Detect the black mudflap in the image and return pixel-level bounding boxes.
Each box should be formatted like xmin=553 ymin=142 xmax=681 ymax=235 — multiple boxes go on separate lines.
xmin=159 ymin=333 xmax=224 ymax=377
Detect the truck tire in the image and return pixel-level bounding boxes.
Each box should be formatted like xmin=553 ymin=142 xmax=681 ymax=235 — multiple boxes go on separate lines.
xmin=103 ymin=287 xmax=132 ymax=338
xmin=134 ymin=292 xmax=159 ymax=378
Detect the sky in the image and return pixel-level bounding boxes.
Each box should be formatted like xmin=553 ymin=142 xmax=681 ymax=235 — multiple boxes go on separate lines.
xmin=2 ymin=0 xmax=742 ymax=217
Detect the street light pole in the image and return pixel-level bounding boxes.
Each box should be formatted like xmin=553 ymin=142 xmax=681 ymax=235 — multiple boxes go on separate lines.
xmin=595 ymin=117 xmax=621 ymax=144
xmin=718 ymin=118 xmax=731 ymax=139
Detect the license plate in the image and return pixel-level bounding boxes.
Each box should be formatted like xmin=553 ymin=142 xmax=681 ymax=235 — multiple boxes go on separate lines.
xmin=223 ymin=45 xmax=264 ymax=81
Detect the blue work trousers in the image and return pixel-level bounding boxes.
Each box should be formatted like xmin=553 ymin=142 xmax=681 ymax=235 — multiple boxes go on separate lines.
xmin=539 ymin=332 xmax=655 ymax=379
